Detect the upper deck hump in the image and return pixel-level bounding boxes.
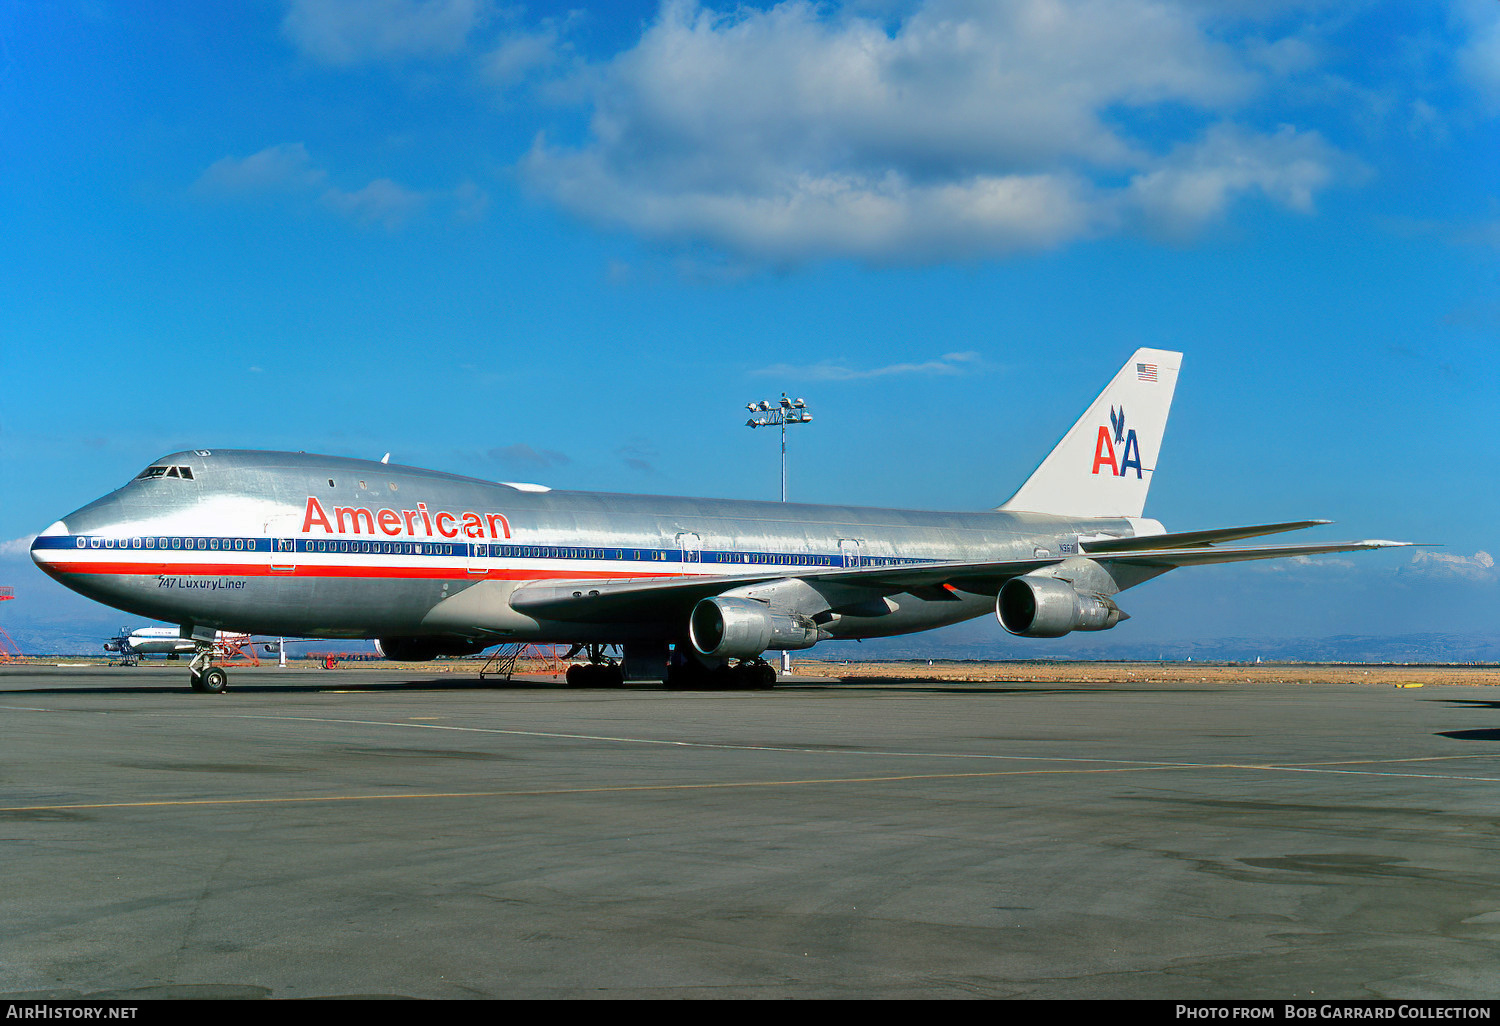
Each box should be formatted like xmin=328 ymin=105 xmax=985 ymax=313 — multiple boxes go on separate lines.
xmin=139 ymin=449 xmax=1126 ymax=539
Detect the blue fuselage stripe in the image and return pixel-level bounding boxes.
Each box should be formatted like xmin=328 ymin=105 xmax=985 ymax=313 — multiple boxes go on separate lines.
xmin=31 ymin=534 xmax=941 ymax=569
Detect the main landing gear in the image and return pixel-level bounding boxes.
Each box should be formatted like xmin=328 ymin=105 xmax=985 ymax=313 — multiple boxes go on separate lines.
xmin=666 ymin=656 xmax=776 ymax=691
xmin=564 ymin=644 xmax=624 ymax=688
xmin=559 ymin=644 xmax=778 ymax=690
xmin=188 ymin=643 xmax=228 ymax=694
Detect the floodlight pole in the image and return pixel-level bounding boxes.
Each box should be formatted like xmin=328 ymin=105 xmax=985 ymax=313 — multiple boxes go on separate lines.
xmin=745 ymin=394 xmax=813 ymax=676
xmin=779 ymin=414 xmax=787 ymax=502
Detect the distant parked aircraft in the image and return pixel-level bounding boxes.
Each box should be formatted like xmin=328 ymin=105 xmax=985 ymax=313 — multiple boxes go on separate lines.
xmin=104 ymin=626 xmax=248 ymax=666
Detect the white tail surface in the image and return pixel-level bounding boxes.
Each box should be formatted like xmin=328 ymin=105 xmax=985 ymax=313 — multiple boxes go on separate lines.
xmin=999 ymin=348 xmax=1182 ymax=519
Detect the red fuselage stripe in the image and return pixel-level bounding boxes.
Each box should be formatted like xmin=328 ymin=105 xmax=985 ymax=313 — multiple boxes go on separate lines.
xmin=44 ymin=561 xmax=683 ymax=581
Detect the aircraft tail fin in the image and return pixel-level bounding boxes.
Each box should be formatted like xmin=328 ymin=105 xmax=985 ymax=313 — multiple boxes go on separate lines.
xmin=999 ymin=348 xmax=1182 ymax=519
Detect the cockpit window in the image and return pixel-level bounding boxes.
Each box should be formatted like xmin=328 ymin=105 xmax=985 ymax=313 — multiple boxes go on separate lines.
xmin=135 ymin=465 xmax=194 ymax=480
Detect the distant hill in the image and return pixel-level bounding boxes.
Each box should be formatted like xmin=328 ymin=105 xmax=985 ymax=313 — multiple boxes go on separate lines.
xmin=815 ymin=632 xmax=1500 ymax=664
xmin=7 ymin=608 xmax=1498 ymax=666
xmin=3 ymin=615 xmax=134 ymax=658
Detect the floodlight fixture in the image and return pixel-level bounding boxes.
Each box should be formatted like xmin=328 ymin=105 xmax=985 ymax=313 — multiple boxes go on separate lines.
xmin=743 ymin=392 xmax=813 ymax=503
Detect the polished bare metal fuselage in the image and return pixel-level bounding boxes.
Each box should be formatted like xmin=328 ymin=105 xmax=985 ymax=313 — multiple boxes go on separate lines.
xmin=33 ymin=450 xmax=1155 ymax=647
xmin=34 ymin=350 xmax=1411 ymax=683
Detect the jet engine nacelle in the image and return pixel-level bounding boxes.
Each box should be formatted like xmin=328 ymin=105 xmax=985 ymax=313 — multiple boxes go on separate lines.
xmin=689 ymin=596 xmax=820 ymax=659
xmin=996 ymin=576 xmax=1127 ymax=638
xmin=375 ymin=636 xmax=488 ymax=661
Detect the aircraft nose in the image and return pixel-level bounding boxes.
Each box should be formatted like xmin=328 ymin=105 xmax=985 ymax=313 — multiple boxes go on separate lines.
xmin=30 ymin=520 xmax=69 ymax=575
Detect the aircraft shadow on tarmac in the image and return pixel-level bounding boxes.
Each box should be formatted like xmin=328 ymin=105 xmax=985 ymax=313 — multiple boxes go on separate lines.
xmin=1433 ymin=697 xmax=1500 ymax=711
xmin=776 ymin=683 xmax=1202 ymax=696
xmin=1424 ymin=698 xmax=1500 ymax=741
xmin=1436 ymin=729 xmax=1500 ymax=741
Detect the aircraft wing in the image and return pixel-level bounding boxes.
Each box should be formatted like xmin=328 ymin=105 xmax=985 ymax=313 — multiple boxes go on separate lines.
xmin=509 ymin=531 xmax=1415 ymax=624
xmin=510 ymin=573 xmax=782 ymax=621
xmin=508 ymin=555 xmax=1069 ymax=622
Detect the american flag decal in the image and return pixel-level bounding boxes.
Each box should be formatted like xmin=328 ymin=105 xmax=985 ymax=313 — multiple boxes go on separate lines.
xmin=1136 ymin=362 xmax=1158 ymax=382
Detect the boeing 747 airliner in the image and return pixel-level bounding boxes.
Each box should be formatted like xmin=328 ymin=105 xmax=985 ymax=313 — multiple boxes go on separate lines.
xmin=31 ymin=350 xmax=1410 ymax=692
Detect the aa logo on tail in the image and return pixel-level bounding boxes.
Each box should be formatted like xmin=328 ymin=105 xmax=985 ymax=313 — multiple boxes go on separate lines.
xmin=1092 ymin=405 xmax=1144 ymax=479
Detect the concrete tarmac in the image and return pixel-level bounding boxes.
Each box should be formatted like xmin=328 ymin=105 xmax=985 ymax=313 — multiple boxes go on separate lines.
xmin=2 ymin=663 xmax=1499 ymax=1000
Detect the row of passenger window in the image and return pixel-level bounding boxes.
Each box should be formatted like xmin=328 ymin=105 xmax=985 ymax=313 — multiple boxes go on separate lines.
xmin=722 ymin=552 xmax=838 ymax=566
xmin=79 ymin=536 xmax=251 ymax=550
xmin=305 ymin=540 xmax=456 ymax=555
xmin=75 ymin=536 xmax=935 ymax=566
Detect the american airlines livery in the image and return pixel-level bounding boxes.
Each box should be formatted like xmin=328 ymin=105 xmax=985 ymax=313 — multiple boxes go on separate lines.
xmin=32 ymin=350 xmax=1410 ymax=693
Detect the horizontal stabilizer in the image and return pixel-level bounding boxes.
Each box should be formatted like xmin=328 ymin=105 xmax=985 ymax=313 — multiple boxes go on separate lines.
xmin=1093 ymin=539 xmax=1417 ymax=568
xmin=1081 ymin=520 xmax=1332 ymax=554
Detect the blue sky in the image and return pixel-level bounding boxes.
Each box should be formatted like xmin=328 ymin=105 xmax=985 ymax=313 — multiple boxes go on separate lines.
xmin=1 ymin=0 xmax=1496 ymax=653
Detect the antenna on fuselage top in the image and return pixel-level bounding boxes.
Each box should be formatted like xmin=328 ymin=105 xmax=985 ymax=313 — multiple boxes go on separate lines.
xmin=381 ymin=453 xmax=390 ymax=464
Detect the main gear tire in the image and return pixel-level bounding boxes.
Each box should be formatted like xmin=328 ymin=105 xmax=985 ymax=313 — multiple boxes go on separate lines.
xmin=191 ymin=666 xmax=228 ymax=694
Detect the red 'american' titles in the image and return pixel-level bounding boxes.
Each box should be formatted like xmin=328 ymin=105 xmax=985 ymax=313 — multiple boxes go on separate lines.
xmin=301 ymin=496 xmax=511 ymax=541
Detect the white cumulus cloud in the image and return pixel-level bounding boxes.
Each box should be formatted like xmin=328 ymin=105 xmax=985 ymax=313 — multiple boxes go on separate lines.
xmin=321 ymin=178 xmax=430 ymax=230
xmin=282 ymin=0 xmax=490 ymax=65
xmin=1400 ymin=550 xmax=1498 ymax=583
xmin=519 ymin=0 xmax=1350 ymax=264
xmin=0 ymin=536 xmax=36 ymax=558
xmin=196 ymin=143 xmax=326 ymax=193
xmin=195 ymin=145 xmax=488 ymax=231
xmin=755 ymin=351 xmax=988 ymax=381
xmin=1124 ymin=122 xmax=1348 ymax=239
xmin=1455 ymin=0 xmax=1500 ymax=111
xmin=483 ymin=21 xmax=569 ymax=89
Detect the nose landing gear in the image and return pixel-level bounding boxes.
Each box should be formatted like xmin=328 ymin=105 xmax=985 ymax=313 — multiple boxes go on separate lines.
xmin=188 ymin=643 xmax=228 ymax=694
